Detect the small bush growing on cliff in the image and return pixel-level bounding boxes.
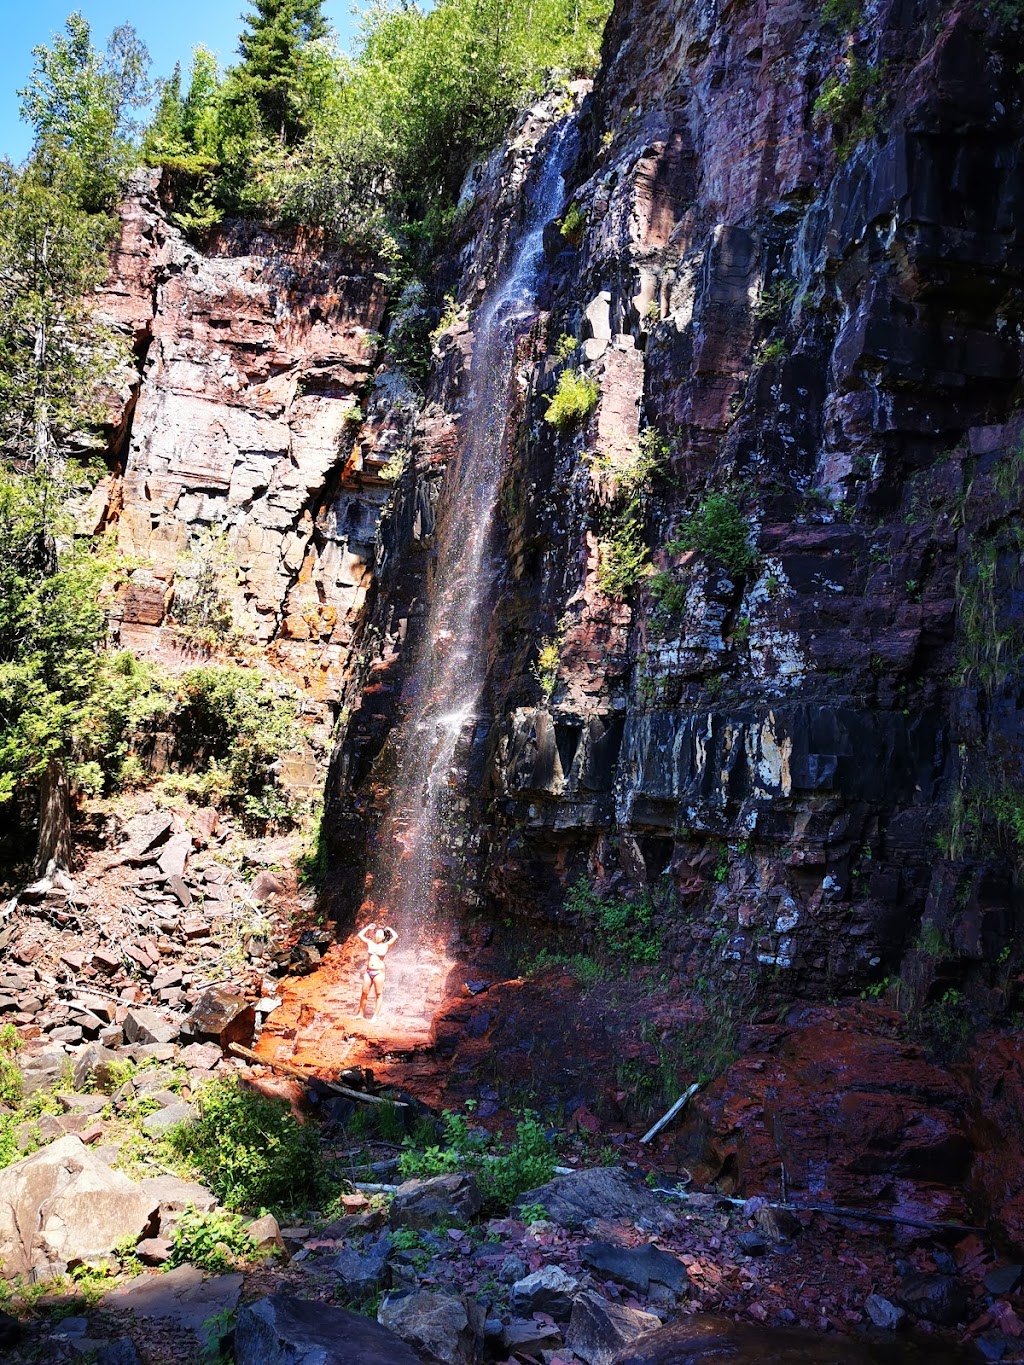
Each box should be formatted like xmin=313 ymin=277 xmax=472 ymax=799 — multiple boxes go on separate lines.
xmin=559 ymin=201 xmax=586 ymax=242
xmin=168 ymin=1075 xmax=325 ymax=1213
xmin=812 ymin=57 xmax=884 ymax=161
xmin=668 ymin=492 xmax=757 ymax=579
xmin=545 ymin=369 xmax=600 ymax=430
xmin=649 ymin=570 xmax=687 ymax=615
xmin=597 ymin=501 xmax=650 ymax=599
xmin=566 ymin=875 xmax=661 ymax=964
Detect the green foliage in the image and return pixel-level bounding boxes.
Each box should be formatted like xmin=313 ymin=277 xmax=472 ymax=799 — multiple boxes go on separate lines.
xmin=668 ymin=491 xmax=757 ymax=579
xmin=553 ymin=333 xmax=577 ymax=363
xmin=0 ymin=462 xmax=112 ymax=809
xmin=545 ymin=368 xmax=600 ymax=430
xmin=753 ymin=277 xmax=796 ymax=326
xmin=232 ymin=0 xmax=328 ymax=144
xmin=168 ymin=531 xmax=241 ymax=649
xmin=559 ymin=201 xmax=586 ymax=241
xmin=812 ymin=57 xmax=883 ymax=161
xmin=18 ymin=13 xmax=151 ymax=213
xmin=0 ymin=158 xmax=120 ymax=465
xmin=915 ymin=923 xmax=948 ymax=959
xmin=523 ymin=947 xmax=607 ymax=985
xmin=378 ymin=447 xmax=411 ymax=483
xmin=533 ymin=634 xmax=561 ymax=701
xmin=565 ymin=875 xmax=662 ymax=965
xmin=754 ymin=337 xmax=788 ymax=366
xmin=169 ymin=1205 xmax=258 ymax=1270
xmin=142 ymin=0 xmax=612 ymax=252
xmin=822 ymin=0 xmax=863 ymax=27
xmin=0 ymin=1026 xmax=22 ymax=1108
xmin=169 ymin=665 xmax=301 ymax=826
xmin=167 ymin=1075 xmax=325 ymax=1212
xmin=399 ymin=1109 xmax=556 ymax=1214
xmin=597 ymin=501 xmax=649 ymax=599
xmin=649 ymin=569 xmax=687 ymax=615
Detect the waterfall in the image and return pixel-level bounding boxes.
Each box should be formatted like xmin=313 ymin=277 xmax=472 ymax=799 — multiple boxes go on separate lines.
xmin=367 ymin=117 xmax=576 ymax=933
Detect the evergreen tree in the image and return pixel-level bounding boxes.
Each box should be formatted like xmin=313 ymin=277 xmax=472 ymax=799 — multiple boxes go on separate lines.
xmin=233 ymin=0 xmax=328 ymax=143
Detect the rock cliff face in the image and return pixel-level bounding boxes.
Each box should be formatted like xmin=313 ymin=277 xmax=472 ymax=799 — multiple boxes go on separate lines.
xmin=96 ymin=170 xmax=405 ymax=723
xmin=326 ymin=0 xmax=1024 ymax=1006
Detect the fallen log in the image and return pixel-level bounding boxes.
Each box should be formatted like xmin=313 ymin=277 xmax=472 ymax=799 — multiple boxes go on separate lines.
xmin=227 ymin=1042 xmax=408 ymax=1108
xmin=640 ymin=1082 xmax=700 ymax=1145
xmin=656 ymin=1187 xmax=983 ymax=1236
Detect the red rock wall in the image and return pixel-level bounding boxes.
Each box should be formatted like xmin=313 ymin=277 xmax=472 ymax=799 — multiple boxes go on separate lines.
xmin=327 ymin=0 xmax=1024 ymax=1002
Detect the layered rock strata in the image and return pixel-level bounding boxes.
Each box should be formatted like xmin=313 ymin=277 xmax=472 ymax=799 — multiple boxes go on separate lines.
xmin=327 ymin=0 xmax=1024 ymax=1000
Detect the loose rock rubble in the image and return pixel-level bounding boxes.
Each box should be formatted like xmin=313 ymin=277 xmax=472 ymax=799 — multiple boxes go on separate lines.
xmin=0 ymin=799 xmax=316 ymax=1066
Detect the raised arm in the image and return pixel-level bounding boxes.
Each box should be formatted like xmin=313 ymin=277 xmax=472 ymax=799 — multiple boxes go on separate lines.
xmin=384 ymin=926 xmax=399 ymax=945
xmin=357 ymin=923 xmax=377 ymax=946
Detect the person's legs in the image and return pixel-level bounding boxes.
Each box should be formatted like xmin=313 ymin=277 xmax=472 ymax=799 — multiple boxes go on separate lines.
xmin=359 ymin=971 xmax=372 ymax=1016
xmin=370 ymin=972 xmax=385 ymax=1018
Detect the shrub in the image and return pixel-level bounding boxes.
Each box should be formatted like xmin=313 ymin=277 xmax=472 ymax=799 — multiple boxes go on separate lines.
xmin=169 ymin=1206 xmax=258 ymax=1270
xmin=0 ymin=1026 xmax=21 ymax=1108
xmin=545 ymin=369 xmax=600 ymax=430
xmin=668 ymin=492 xmax=756 ymax=578
xmin=559 ymin=201 xmax=586 ymax=241
xmin=398 ymin=1109 xmax=556 ymax=1214
xmin=566 ymin=876 xmax=661 ymax=964
xmin=598 ymin=499 xmax=649 ymax=599
xmin=553 ymin=332 xmax=577 ymax=363
xmin=649 ymin=569 xmax=687 ymax=615
xmin=533 ymin=635 xmax=561 ymax=701
xmin=167 ymin=1076 xmax=325 ymax=1212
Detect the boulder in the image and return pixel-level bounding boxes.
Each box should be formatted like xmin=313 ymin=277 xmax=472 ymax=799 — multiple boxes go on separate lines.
xmin=138 ymin=1174 xmax=216 ymax=1233
xmin=378 ymin=1290 xmax=484 ymax=1365
xmin=502 ymin=1319 xmax=563 ymax=1353
xmin=897 ymin=1272 xmax=970 ymax=1326
xmin=333 ymin=1233 xmax=391 ymax=1297
xmin=142 ymin=1101 xmax=193 ymax=1136
xmin=246 ymin=1213 xmax=285 ymax=1255
xmin=864 ymin=1293 xmax=905 ymax=1330
xmin=984 ymin=1264 xmax=1023 ymax=1296
xmin=581 ymin=1242 xmax=689 ymax=1296
xmin=609 ymin=1315 xmax=903 ymax=1363
xmin=72 ymin=1043 xmax=122 ymax=1093
xmin=122 ymin=1008 xmax=180 ymax=1046
xmin=183 ymin=988 xmax=256 ymax=1049
xmin=97 ymin=1340 xmax=143 ymax=1365
xmin=0 ymin=1136 xmax=158 ymax=1277
xmin=510 ymin=1264 xmax=579 ymax=1318
xmin=516 ymin=1167 xmax=676 ymax=1231
xmin=235 ymin=1293 xmax=424 ymax=1364
xmin=565 ymin=1290 xmax=660 ymax=1365
xmin=103 ymin=1264 xmax=242 ymax=1330
xmin=390 ymin=1174 xmax=482 ymax=1230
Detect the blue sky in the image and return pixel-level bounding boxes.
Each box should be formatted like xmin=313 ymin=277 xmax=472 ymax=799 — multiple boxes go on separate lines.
xmin=0 ymin=1 xmax=364 ymax=162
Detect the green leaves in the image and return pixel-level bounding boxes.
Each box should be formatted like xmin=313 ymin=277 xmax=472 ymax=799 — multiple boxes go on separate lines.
xmin=168 ymin=1076 xmax=326 ymax=1213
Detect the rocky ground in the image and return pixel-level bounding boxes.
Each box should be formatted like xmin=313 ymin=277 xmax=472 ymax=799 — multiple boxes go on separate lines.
xmin=0 ymin=806 xmax=1020 ymax=1364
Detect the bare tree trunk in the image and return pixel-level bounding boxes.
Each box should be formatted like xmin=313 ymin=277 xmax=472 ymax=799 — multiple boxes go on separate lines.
xmin=35 ymin=757 xmax=72 ymax=875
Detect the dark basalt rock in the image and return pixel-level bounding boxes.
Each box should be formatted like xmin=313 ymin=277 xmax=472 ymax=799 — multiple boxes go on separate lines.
xmin=234 ymin=1294 xmax=425 ymax=1365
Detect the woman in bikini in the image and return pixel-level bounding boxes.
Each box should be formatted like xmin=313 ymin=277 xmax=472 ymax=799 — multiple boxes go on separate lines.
xmin=357 ymin=922 xmax=398 ymax=1018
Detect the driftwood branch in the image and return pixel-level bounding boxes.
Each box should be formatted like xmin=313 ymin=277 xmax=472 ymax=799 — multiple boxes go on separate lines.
xmin=640 ymin=1082 xmax=700 ymax=1145
xmin=227 ymin=1042 xmax=408 ymax=1108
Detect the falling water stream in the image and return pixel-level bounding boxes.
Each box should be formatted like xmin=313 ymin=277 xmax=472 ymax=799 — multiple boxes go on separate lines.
xmin=259 ymin=117 xmax=576 ymax=1073
xmin=366 ymin=118 xmax=576 ymax=936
